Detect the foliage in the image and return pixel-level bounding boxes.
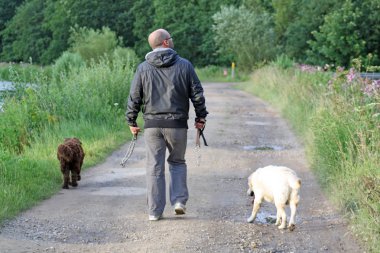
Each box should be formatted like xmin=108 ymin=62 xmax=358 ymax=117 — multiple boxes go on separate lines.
xmin=0 ymin=0 xmax=25 ymax=52
xmin=68 ymin=26 xmax=121 ymax=64
xmin=238 ymin=65 xmax=379 ymax=252
xmin=0 ymin=63 xmax=50 ymax=83
xmin=130 ymin=0 xmax=155 ymax=60
xmin=272 ymin=54 xmax=295 ymax=69
xmin=0 ymin=0 xmax=135 ymax=65
xmin=0 ymin=0 xmax=51 ymax=64
xmin=308 ymin=0 xmax=380 ymax=67
xmin=51 ymin=52 xmax=86 ymax=82
xmin=151 ymin=0 xmax=241 ymax=66
xmin=1 ymin=0 xmax=379 ymax=68
xmin=0 ymin=0 xmax=243 ymax=66
xmin=282 ymin=0 xmax=340 ymax=61
xmin=212 ymin=5 xmax=276 ymax=70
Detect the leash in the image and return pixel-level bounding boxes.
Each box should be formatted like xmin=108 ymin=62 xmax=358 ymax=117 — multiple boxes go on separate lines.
xmin=195 ymin=125 xmax=208 ymax=166
xmin=120 ymin=134 xmax=137 ymax=167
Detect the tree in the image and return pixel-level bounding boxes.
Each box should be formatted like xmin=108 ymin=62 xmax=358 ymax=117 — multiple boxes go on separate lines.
xmin=1 ymin=0 xmax=51 ymax=64
xmin=0 ymin=0 xmax=25 ymax=53
xmin=283 ymin=0 xmax=340 ymax=61
xmin=213 ymin=5 xmax=276 ymax=70
xmin=69 ymin=26 xmax=120 ymax=63
xmin=271 ymin=0 xmax=298 ymax=44
xmin=307 ymin=0 xmax=380 ymax=67
xmin=1 ymin=0 xmax=136 ymax=64
xmin=151 ymin=0 xmax=241 ymax=66
xmin=131 ymin=0 xmax=155 ymax=60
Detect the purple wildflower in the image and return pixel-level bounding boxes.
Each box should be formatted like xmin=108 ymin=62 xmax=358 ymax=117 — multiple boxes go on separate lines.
xmin=346 ymin=68 xmax=356 ymax=83
xmin=363 ymin=79 xmax=380 ymax=97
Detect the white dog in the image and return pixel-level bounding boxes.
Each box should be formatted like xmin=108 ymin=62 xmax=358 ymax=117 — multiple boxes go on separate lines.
xmin=246 ymin=165 xmax=301 ymax=230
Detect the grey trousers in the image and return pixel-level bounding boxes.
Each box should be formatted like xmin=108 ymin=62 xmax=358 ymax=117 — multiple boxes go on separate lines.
xmin=144 ymin=128 xmax=188 ymax=216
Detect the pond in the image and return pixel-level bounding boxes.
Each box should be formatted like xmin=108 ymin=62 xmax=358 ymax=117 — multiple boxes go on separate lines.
xmin=0 ymin=81 xmax=15 ymax=111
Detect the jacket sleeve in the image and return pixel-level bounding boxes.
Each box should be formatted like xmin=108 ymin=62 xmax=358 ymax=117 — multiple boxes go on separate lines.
xmin=188 ymin=64 xmax=208 ymax=119
xmin=126 ymin=67 xmax=143 ymax=126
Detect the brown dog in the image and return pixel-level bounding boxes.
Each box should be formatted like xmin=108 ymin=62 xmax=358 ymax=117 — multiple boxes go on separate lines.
xmin=57 ymin=138 xmax=85 ymax=189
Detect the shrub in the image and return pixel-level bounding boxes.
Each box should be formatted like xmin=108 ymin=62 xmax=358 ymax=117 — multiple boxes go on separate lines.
xmin=69 ymin=26 xmax=120 ymax=64
xmin=212 ymin=5 xmax=277 ymax=71
xmin=52 ymin=51 xmax=85 ymax=81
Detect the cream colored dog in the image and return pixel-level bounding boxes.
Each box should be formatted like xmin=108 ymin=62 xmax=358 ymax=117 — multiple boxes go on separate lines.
xmin=247 ymin=165 xmax=301 ymax=231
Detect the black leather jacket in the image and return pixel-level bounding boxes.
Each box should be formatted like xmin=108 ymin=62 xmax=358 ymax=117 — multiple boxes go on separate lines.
xmin=126 ymin=48 xmax=208 ymax=128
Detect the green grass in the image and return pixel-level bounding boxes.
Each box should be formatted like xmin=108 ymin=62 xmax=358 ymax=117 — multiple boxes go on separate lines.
xmin=0 ymin=119 xmax=131 ymax=222
xmin=237 ymin=64 xmax=380 ymax=252
xmin=0 ymin=49 xmax=139 ymax=224
xmin=0 ymin=62 xmax=51 ymax=83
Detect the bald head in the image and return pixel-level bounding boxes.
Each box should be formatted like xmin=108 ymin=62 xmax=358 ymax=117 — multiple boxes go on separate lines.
xmin=148 ymin=29 xmax=173 ymax=49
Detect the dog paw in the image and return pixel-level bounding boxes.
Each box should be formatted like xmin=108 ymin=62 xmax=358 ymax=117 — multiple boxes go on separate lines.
xmin=62 ymin=185 xmax=69 ymax=189
xmin=77 ymin=175 xmax=81 ymax=181
xmin=278 ymin=224 xmax=286 ymax=229
xmin=71 ymin=182 xmax=78 ymax=187
xmin=247 ymin=217 xmax=255 ymax=223
xmin=288 ymin=224 xmax=296 ymax=231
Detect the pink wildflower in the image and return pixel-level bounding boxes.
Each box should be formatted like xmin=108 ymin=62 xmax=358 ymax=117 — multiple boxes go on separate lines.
xmin=346 ymin=68 xmax=356 ymax=83
xmin=363 ymin=79 xmax=380 ymax=97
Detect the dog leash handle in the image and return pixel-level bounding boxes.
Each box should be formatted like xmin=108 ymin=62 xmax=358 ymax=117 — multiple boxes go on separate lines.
xmin=120 ymin=134 xmax=137 ymax=167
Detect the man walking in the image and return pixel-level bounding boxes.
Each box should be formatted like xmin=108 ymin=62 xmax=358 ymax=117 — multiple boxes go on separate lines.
xmin=126 ymin=28 xmax=208 ymax=221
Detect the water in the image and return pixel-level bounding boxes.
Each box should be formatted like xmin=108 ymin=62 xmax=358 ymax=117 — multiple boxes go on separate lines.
xmin=0 ymin=81 xmax=14 ymax=111
xmin=0 ymin=81 xmax=14 ymax=91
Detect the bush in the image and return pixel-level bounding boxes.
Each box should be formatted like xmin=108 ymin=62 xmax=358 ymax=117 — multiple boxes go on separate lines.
xmin=273 ymin=54 xmax=294 ymax=69
xmin=212 ymin=5 xmax=277 ymax=71
xmin=69 ymin=26 xmax=120 ymax=64
xmin=52 ymin=52 xmax=86 ymax=81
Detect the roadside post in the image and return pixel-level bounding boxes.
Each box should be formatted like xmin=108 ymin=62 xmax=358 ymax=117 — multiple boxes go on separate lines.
xmin=231 ymin=62 xmax=235 ymax=79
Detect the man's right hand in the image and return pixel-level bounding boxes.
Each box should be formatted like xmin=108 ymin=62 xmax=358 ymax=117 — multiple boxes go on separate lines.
xmin=195 ymin=118 xmax=206 ymax=129
xmin=129 ymin=126 xmax=140 ymax=136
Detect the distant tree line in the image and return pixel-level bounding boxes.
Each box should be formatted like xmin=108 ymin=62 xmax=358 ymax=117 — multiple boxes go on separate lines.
xmin=0 ymin=0 xmax=379 ymax=69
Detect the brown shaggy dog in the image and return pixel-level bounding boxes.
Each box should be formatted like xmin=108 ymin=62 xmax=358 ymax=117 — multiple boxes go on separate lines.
xmin=57 ymin=138 xmax=85 ymax=189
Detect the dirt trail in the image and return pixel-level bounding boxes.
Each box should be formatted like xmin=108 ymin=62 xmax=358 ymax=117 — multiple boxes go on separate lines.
xmin=0 ymin=82 xmax=363 ymax=252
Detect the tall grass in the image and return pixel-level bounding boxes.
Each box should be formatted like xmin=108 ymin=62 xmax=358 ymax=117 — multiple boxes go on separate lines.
xmin=237 ymin=63 xmax=379 ymax=252
xmin=0 ymin=62 xmax=51 ymax=82
xmin=0 ymin=51 xmax=138 ymax=223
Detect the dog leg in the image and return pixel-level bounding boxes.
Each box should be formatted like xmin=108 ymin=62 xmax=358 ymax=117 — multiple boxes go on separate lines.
xmin=247 ymin=198 xmax=261 ymax=223
xmin=288 ymin=201 xmax=297 ymax=231
xmin=62 ymin=168 xmax=70 ymax=189
xmin=276 ymin=203 xmax=287 ymax=229
xmin=78 ymin=157 xmax=83 ymax=181
xmin=275 ymin=209 xmax=282 ymax=226
xmin=70 ymin=170 xmax=78 ymax=187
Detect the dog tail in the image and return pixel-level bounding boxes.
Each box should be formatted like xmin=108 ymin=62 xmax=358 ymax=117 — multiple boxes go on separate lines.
xmin=289 ymin=177 xmax=301 ymax=190
xmin=57 ymin=144 xmax=74 ymax=162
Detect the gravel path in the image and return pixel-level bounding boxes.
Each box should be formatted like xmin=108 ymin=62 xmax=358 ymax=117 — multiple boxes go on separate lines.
xmin=0 ymin=82 xmax=363 ymax=252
